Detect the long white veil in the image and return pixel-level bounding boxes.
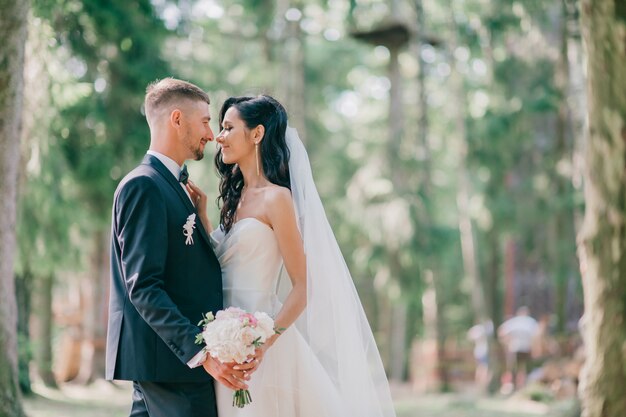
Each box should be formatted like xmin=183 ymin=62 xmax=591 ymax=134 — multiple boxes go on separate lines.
xmin=284 ymin=127 xmax=396 ymax=417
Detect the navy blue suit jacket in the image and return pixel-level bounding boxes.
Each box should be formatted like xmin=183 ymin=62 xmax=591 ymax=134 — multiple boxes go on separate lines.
xmin=106 ymin=154 xmax=222 ymax=382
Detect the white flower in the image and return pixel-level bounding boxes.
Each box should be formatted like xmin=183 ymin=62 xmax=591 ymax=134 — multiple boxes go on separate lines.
xmin=216 ymin=306 xmax=246 ymax=320
xmin=183 ymin=213 xmax=196 ymax=245
xmin=197 ymin=308 xmax=276 ymax=364
xmin=196 ymin=307 xmax=278 ymax=408
xmin=254 ymin=312 xmax=276 ymax=342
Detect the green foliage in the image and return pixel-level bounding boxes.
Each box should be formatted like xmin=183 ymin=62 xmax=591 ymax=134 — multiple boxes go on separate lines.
xmin=458 ymin=0 xmax=582 ymax=328
xmin=17 ymin=16 xmax=82 ymax=276
xmin=34 ymin=0 xmax=172 ymax=222
xmin=17 ymin=0 xmax=585 ymax=384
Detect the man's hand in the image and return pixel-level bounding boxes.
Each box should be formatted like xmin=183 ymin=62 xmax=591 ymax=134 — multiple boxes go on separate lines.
xmin=202 ymin=355 xmax=252 ymax=391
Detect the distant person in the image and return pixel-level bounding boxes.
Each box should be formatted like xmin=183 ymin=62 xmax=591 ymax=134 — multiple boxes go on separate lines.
xmin=498 ymin=306 xmax=539 ymax=390
xmin=467 ymin=320 xmax=494 ymax=388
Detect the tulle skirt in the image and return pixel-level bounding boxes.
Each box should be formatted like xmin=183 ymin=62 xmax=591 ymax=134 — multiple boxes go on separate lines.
xmin=215 ymin=325 xmax=347 ymax=417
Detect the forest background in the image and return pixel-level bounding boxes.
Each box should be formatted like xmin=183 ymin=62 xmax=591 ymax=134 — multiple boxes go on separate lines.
xmin=1 ymin=0 xmax=624 ymax=416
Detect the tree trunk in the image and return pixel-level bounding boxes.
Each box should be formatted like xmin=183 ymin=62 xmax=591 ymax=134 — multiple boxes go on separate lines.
xmin=389 ymin=300 xmax=408 ymax=380
xmin=449 ymin=8 xmax=505 ymax=395
xmin=285 ymin=11 xmax=306 ymax=143
xmin=432 ymin=271 xmax=451 ymax=391
xmin=419 ymin=275 xmax=441 ymax=392
xmin=551 ymin=0 xmax=577 ymax=335
xmin=503 ymin=237 xmax=516 ymax=317
xmin=75 ymin=229 xmax=110 ymax=383
xmin=448 ymin=20 xmax=488 ymax=323
xmin=33 ymin=273 xmax=57 ymax=387
xmin=578 ymin=1 xmax=626 ymax=417
xmin=485 ymin=230 xmax=504 ymax=393
xmin=15 ymin=271 xmax=32 ymax=394
xmin=388 ymin=45 xmax=405 ymax=188
xmin=413 ymin=0 xmax=451 ymax=390
xmin=0 ymin=0 xmax=29 ymax=415
xmin=276 ymin=0 xmax=307 ymax=143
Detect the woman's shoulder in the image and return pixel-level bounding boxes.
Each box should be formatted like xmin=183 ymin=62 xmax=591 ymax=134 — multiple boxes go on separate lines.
xmin=262 ymin=184 xmax=294 ymax=216
xmin=262 ymin=184 xmax=291 ymax=201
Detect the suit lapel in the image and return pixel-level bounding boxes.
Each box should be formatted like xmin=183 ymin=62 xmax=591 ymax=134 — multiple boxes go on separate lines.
xmin=141 ymin=155 xmax=213 ymax=248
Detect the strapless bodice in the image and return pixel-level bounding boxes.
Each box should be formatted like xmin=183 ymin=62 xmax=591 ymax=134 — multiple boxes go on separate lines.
xmin=211 ymin=218 xmax=283 ymax=314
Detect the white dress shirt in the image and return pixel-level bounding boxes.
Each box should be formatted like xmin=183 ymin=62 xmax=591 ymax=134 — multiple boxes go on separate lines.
xmin=146 ymin=150 xmax=192 ymax=203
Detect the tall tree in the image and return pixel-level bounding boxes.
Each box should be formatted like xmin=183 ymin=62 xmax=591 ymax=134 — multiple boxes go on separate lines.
xmin=578 ymin=1 xmax=626 ymax=416
xmin=16 ymin=13 xmax=82 ymax=387
xmin=549 ymin=0 xmax=579 ymax=334
xmin=0 ymin=0 xmax=29 ymax=415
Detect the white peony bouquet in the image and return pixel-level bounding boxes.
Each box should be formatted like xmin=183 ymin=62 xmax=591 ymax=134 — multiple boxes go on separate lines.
xmin=195 ymin=307 xmax=279 ymax=408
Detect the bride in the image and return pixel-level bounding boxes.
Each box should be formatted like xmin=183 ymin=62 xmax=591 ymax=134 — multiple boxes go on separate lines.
xmin=187 ymin=95 xmax=396 ymax=417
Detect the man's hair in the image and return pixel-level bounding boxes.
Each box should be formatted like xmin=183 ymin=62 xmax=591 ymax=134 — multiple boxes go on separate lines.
xmin=144 ymin=77 xmax=210 ymax=125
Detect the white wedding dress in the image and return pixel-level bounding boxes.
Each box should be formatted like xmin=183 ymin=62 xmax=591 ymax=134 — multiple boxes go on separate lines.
xmin=209 ymin=127 xmax=396 ymax=417
xmin=210 ymin=217 xmax=347 ymax=417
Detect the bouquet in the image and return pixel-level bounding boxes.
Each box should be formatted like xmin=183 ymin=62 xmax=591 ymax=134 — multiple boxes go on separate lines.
xmin=195 ymin=307 xmax=279 ymax=408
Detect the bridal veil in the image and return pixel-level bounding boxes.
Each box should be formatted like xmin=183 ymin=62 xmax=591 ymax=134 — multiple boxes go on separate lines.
xmin=283 ymin=127 xmax=396 ymax=417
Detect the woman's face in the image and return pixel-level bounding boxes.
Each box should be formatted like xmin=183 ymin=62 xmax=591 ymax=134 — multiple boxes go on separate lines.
xmin=216 ymin=106 xmax=255 ymax=165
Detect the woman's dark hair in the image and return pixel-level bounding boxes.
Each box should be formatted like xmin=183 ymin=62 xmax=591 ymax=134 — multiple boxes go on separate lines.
xmin=215 ymin=95 xmax=290 ymax=232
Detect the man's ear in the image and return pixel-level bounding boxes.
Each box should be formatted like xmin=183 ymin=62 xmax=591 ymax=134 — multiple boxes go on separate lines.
xmin=254 ymin=124 xmax=265 ymax=144
xmin=170 ymin=109 xmax=182 ymax=127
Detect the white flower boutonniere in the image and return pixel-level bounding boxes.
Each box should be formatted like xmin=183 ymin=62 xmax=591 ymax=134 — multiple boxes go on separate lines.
xmin=183 ymin=213 xmax=196 ymax=245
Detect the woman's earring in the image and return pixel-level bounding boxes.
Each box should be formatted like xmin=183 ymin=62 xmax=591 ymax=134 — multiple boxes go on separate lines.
xmin=255 ymin=143 xmax=260 ymax=176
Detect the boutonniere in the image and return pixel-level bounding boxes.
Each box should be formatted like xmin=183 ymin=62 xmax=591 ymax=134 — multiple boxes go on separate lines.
xmin=183 ymin=213 xmax=196 ymax=245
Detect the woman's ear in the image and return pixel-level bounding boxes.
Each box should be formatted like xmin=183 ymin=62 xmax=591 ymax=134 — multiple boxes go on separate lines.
xmin=254 ymin=124 xmax=265 ymax=144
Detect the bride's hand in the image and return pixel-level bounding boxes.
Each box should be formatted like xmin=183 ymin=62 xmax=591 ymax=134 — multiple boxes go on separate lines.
xmin=186 ymin=180 xmax=207 ymax=213
xmin=234 ymin=355 xmax=261 ymax=378
xmin=241 ymin=347 xmax=266 ymax=377
xmin=186 ymin=180 xmax=213 ymax=232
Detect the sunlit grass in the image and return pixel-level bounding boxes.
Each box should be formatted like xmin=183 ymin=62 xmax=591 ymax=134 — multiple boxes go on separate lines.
xmin=23 ymin=380 xmax=578 ymax=417
xmin=24 ymin=380 xmax=131 ymax=417
xmin=396 ymin=391 xmax=579 ymax=417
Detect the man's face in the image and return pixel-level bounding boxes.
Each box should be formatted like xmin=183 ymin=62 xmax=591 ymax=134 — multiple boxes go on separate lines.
xmin=181 ymin=100 xmax=214 ymax=161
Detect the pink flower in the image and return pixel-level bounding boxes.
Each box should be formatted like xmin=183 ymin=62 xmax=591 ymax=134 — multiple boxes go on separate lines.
xmin=241 ymin=313 xmax=258 ymax=327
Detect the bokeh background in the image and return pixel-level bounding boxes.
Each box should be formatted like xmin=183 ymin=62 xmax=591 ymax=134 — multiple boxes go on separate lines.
xmin=4 ymin=0 xmax=622 ymax=416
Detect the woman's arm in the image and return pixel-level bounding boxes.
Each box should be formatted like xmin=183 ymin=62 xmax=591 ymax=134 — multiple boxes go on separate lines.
xmin=261 ymin=187 xmax=307 ymax=351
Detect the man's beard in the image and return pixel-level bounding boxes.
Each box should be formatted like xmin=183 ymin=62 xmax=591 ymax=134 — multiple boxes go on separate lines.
xmin=184 ymin=129 xmax=205 ymax=161
xmin=192 ymin=145 xmax=204 ymax=161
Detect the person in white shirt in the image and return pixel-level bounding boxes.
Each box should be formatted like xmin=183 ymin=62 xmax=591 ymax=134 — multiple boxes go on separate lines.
xmin=467 ymin=320 xmax=493 ymax=387
xmin=498 ymin=306 xmax=539 ymax=390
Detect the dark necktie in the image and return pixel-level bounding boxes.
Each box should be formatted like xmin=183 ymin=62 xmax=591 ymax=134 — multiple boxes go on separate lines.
xmin=179 ymin=164 xmax=189 ymax=185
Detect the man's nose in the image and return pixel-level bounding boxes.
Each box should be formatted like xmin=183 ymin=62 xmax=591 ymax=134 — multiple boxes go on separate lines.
xmin=206 ymin=126 xmax=215 ymax=142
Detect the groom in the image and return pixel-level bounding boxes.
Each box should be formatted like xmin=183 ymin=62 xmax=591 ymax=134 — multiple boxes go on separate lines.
xmin=106 ymin=78 xmax=251 ymax=417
